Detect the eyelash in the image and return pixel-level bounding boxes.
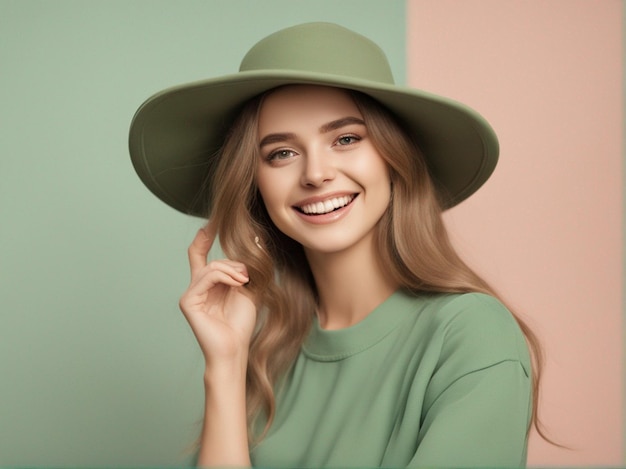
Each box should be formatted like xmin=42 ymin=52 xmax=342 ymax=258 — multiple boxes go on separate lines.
xmin=265 ymin=133 xmax=362 ymax=162
xmin=335 ymin=134 xmax=361 ymax=146
xmin=266 ymin=149 xmax=297 ymax=162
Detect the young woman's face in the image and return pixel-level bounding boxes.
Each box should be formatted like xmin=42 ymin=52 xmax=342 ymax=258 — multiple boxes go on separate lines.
xmin=256 ymin=85 xmax=391 ymax=255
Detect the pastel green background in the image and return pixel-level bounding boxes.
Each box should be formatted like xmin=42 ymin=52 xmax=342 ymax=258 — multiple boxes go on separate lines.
xmin=0 ymin=1 xmax=406 ymax=466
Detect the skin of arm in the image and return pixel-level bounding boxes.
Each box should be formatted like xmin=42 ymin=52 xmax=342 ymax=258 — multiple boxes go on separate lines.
xmin=197 ymin=357 xmax=251 ymax=467
xmin=180 ymin=224 xmax=255 ymax=467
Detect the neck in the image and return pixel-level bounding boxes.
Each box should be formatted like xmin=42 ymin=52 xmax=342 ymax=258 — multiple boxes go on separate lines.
xmin=305 ymin=234 xmax=399 ymax=330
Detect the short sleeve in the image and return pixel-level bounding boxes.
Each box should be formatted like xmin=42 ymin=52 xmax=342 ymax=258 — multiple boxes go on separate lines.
xmin=409 ymin=294 xmax=532 ymax=467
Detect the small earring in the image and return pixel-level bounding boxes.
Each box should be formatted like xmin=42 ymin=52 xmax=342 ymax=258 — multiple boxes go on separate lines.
xmin=254 ymin=236 xmax=263 ymax=249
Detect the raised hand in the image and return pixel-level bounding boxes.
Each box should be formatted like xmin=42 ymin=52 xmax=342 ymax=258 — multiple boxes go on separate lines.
xmin=179 ymin=221 xmax=257 ymax=370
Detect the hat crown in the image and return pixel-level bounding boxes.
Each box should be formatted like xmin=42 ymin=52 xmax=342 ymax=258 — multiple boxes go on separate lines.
xmin=239 ymin=22 xmax=395 ymax=84
xmin=130 ymin=22 xmax=498 ymax=216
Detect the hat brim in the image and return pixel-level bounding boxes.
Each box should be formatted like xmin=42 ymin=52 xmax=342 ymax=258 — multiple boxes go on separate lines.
xmin=129 ymin=71 xmax=498 ymax=216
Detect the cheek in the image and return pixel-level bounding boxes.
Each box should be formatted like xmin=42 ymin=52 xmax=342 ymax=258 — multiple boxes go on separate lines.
xmin=365 ymin=161 xmax=393 ymax=214
xmin=355 ymin=154 xmax=392 ymax=194
xmin=256 ymin=169 xmax=284 ymax=219
xmin=256 ymin=165 xmax=272 ymax=198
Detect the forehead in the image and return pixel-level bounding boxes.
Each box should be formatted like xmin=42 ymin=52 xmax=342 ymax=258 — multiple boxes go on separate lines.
xmin=258 ymin=85 xmax=362 ymax=132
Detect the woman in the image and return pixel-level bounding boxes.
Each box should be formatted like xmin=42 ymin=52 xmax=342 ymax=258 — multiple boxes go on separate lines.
xmin=129 ymin=22 xmax=543 ymax=467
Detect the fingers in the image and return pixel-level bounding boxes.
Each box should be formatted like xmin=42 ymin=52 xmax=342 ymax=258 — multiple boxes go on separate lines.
xmin=188 ymin=220 xmax=218 ymax=277
xmin=181 ymin=271 xmax=247 ymax=310
xmin=191 ymin=260 xmax=249 ymax=289
xmin=180 ymin=260 xmax=250 ymax=313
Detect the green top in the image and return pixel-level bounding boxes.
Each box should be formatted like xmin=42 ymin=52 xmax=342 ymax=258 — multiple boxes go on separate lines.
xmin=250 ymin=291 xmax=532 ymax=468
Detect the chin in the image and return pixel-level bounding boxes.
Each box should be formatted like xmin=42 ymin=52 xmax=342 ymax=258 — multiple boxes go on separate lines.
xmin=300 ymin=233 xmax=376 ymax=257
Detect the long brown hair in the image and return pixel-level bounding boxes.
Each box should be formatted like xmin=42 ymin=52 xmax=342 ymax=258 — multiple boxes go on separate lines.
xmin=207 ymin=87 xmax=548 ymax=442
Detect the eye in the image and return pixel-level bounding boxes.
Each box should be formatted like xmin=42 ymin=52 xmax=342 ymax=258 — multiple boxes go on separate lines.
xmin=336 ymin=135 xmax=361 ymax=146
xmin=266 ymin=148 xmax=297 ymax=162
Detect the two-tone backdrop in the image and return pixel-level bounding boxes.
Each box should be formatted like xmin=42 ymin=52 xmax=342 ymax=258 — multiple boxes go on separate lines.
xmin=0 ymin=1 xmax=622 ymax=466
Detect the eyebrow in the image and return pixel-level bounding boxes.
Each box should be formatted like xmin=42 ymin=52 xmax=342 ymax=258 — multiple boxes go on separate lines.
xmin=319 ymin=116 xmax=366 ymax=134
xmin=259 ymin=116 xmax=366 ymax=148
xmin=259 ymin=132 xmax=297 ymax=148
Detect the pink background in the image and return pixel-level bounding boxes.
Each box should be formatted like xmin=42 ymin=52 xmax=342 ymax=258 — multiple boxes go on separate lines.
xmin=407 ymin=0 xmax=623 ymax=465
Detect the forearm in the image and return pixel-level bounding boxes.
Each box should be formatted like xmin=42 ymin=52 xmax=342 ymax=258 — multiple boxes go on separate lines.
xmin=197 ymin=359 xmax=251 ymax=467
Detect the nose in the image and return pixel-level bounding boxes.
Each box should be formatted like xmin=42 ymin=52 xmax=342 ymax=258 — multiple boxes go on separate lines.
xmin=300 ymin=149 xmax=336 ymax=187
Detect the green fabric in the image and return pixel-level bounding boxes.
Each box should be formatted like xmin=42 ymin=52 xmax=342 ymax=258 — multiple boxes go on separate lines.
xmin=129 ymin=23 xmax=498 ymax=216
xmin=250 ymin=291 xmax=531 ymax=468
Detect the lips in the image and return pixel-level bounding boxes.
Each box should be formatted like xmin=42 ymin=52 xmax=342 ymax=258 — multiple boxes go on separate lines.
xmin=296 ymin=194 xmax=356 ymax=215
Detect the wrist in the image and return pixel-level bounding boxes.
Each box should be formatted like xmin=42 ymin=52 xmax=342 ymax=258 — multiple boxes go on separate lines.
xmin=203 ymin=353 xmax=248 ymax=387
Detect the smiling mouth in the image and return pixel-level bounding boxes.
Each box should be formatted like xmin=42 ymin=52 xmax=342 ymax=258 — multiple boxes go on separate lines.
xmin=296 ymin=194 xmax=356 ymax=215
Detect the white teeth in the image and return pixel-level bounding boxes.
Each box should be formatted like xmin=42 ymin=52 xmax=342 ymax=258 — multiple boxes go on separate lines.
xmin=300 ymin=195 xmax=354 ymax=215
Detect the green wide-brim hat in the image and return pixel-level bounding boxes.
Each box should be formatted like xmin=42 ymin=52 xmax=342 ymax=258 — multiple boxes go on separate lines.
xmin=129 ymin=22 xmax=499 ymax=217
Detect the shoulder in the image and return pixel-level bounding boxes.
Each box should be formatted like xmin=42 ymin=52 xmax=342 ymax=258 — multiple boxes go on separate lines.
xmin=432 ymin=293 xmax=523 ymax=340
xmin=414 ymin=292 xmax=531 ymax=377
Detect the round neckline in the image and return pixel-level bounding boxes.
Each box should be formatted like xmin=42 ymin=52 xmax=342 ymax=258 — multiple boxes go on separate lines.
xmin=302 ymin=289 xmax=419 ymax=362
